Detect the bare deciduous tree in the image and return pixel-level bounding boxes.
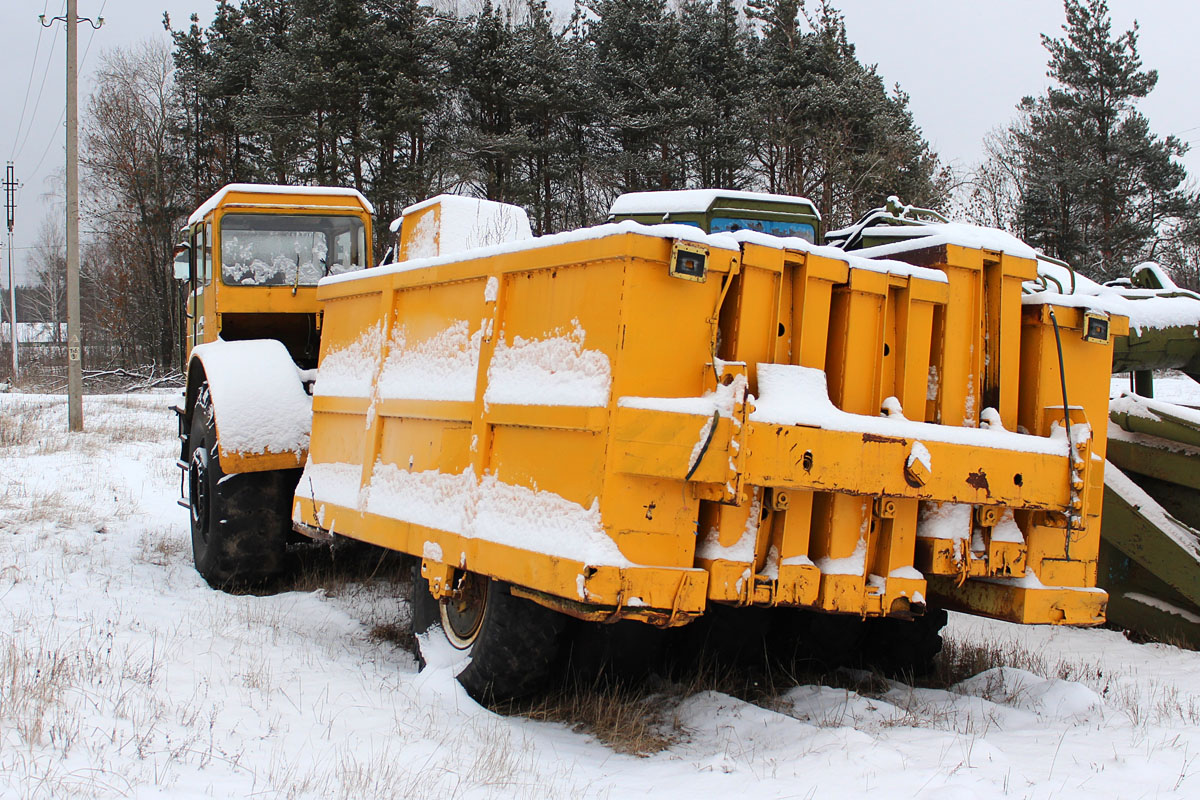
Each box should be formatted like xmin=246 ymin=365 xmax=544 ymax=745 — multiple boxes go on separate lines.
xmin=26 ymin=215 xmax=68 ymax=344
xmin=83 ymin=40 xmax=189 ymax=368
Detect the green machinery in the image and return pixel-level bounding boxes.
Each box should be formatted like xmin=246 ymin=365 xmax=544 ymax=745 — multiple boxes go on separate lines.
xmin=609 ymin=189 xmax=822 ymax=242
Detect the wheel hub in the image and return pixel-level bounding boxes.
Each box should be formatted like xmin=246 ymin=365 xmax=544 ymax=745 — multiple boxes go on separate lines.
xmin=188 ymin=447 xmax=210 ymax=539
xmin=440 ymin=571 xmax=488 ymax=649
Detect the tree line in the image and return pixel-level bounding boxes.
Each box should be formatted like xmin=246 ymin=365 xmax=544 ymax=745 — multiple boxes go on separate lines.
xmin=167 ymin=0 xmax=943 ymax=240
xmin=10 ymin=0 xmax=1196 ymax=380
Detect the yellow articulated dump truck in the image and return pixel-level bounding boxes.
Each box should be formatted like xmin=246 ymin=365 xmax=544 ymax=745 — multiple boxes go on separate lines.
xmin=180 ymin=187 xmax=1124 ymax=701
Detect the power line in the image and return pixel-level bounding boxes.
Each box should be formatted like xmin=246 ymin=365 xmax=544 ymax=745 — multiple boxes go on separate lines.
xmin=13 ymin=2 xmax=64 ymax=162
xmin=10 ymin=1 xmax=54 ymax=160
xmin=22 ymin=0 xmax=106 ymax=201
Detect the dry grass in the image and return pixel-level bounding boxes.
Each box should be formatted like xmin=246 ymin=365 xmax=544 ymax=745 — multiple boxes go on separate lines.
xmin=513 ymin=679 xmax=682 ymax=756
xmin=0 ymin=394 xmax=172 ymax=456
xmin=136 ymin=526 xmax=189 ymax=567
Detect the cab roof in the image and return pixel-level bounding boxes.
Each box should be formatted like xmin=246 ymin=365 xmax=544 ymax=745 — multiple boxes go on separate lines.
xmin=187 ymin=183 xmax=374 ymax=227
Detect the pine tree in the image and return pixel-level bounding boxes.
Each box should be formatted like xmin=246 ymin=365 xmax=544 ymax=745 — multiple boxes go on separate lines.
xmin=587 ymin=0 xmax=687 ymax=193
xmin=677 ymin=0 xmax=753 ymax=189
xmin=1014 ymin=0 xmax=1195 ymax=280
xmin=746 ymin=0 xmax=942 ymax=226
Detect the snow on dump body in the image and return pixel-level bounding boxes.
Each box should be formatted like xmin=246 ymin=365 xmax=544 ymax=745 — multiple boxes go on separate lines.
xmin=378 ymin=320 xmax=482 ymax=403
xmin=324 ymin=216 xmax=945 ymax=293
xmin=295 ymin=461 xmax=634 ymax=568
xmin=186 ymin=183 xmax=372 ymax=226
xmin=853 ymin=222 xmax=1039 ymax=261
xmin=749 ymin=363 xmax=1070 ymax=456
xmin=725 ymin=229 xmax=949 ymax=284
xmin=484 ymin=320 xmax=612 ymax=407
xmin=398 ymin=194 xmax=534 ymax=259
xmin=320 ymin=220 xmax=740 ymax=286
xmin=191 ymin=340 xmax=312 ymax=455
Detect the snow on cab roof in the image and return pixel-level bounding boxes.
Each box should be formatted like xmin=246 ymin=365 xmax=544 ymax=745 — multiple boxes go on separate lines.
xmin=187 ymin=183 xmax=374 ymax=226
xmin=609 ymin=189 xmax=821 ymax=219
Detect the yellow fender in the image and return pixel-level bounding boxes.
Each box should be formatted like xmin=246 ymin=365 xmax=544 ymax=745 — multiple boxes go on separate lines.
xmin=188 ymin=339 xmax=312 ymax=473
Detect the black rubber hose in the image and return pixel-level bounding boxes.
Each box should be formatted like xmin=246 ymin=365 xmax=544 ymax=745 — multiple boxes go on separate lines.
xmin=1048 ymin=308 xmax=1076 ymax=539
xmin=685 ymin=409 xmax=722 ymax=481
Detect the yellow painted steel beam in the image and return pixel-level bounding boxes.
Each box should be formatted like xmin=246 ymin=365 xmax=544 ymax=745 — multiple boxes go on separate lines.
xmin=927 ymin=575 xmax=1106 ymax=626
xmin=292 ymin=495 xmax=709 ymax=623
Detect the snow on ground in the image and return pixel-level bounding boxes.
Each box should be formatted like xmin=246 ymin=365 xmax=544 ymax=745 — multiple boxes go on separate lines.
xmin=1110 ymin=370 xmax=1200 ymax=405
xmin=3 ymin=392 xmax=1200 ymax=799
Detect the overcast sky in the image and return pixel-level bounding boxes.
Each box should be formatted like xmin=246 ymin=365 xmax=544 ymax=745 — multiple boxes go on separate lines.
xmin=2 ymin=0 xmax=1198 ymax=284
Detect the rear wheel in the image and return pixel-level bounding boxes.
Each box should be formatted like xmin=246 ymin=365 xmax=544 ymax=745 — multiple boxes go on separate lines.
xmin=188 ymin=381 xmax=295 ymax=588
xmin=411 ymin=565 xmax=566 ymax=703
xmin=856 ymin=606 xmax=948 ymax=677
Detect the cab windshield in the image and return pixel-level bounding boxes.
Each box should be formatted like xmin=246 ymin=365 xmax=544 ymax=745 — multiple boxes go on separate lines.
xmin=219 ymin=213 xmax=367 ymax=286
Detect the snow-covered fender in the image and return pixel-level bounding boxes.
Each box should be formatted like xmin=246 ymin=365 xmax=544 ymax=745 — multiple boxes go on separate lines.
xmin=186 ymin=339 xmax=312 ymax=474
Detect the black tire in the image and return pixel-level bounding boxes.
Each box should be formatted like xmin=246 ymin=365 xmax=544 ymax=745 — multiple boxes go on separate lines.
xmin=767 ymin=608 xmax=864 ymax=673
xmin=561 ymin=618 xmax=667 ymax=687
xmin=187 ymin=381 xmax=296 ymax=589
xmin=856 ymin=606 xmax=948 ymax=678
xmin=411 ymin=564 xmax=566 ymax=703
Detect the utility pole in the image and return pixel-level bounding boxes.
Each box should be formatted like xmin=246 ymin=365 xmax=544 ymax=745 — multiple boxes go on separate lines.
xmin=65 ymin=0 xmax=81 ymax=430
xmin=4 ymin=163 xmax=16 ymax=381
xmin=43 ymin=2 xmax=102 ymax=431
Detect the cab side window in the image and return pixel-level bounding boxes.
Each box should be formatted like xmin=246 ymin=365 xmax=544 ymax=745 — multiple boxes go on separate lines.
xmin=203 ymin=222 xmax=213 ymax=285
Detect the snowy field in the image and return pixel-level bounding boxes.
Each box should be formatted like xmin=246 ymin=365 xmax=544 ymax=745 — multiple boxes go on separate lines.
xmin=2 ymin=387 xmax=1200 ymax=799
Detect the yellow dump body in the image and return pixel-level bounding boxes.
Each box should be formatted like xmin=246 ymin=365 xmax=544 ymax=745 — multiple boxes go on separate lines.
xmin=294 ymin=225 xmax=1124 ymax=627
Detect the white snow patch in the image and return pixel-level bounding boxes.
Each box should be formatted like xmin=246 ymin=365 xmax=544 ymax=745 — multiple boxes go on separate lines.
xmin=399 ymin=195 xmax=533 ymax=259
xmin=816 ymin=533 xmax=867 ymax=576
xmin=854 ymin=222 xmax=1039 ymax=260
xmin=609 ymin=188 xmax=821 ymax=219
xmin=918 ymin=501 xmax=973 ymax=541
xmin=1110 ymin=391 xmax=1200 ymax=429
xmin=1025 ymin=258 xmax=1200 ymax=334
xmin=620 ymin=373 xmax=748 ymax=418
xmin=312 ymin=322 xmax=383 ymax=398
xmin=361 ymin=463 xmax=632 ymax=567
xmin=323 ymin=219 xmax=740 ymax=287
xmin=1124 ymin=592 xmax=1200 ymax=625
xmin=954 ymin=667 xmax=1102 ymax=720
xmin=484 ymin=320 xmax=611 ymax=407
xmin=296 ymin=461 xmax=363 ymax=511
xmin=990 ymin=510 xmax=1026 ymax=544
xmin=697 ymin=492 xmax=762 ymax=563
xmin=378 ymin=320 xmax=482 ymax=402
xmin=750 ymin=364 xmax=1070 ymax=456
xmin=907 ymin=441 xmax=932 ymax=474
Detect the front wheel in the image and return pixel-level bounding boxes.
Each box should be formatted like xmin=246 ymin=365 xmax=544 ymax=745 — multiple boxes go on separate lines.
xmin=411 ymin=565 xmax=566 ymax=703
xmin=188 ymin=381 xmax=295 ymax=588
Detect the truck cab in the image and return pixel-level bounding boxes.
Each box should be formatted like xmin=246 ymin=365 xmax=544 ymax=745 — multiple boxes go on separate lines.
xmin=175 ymin=184 xmax=374 ymax=368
